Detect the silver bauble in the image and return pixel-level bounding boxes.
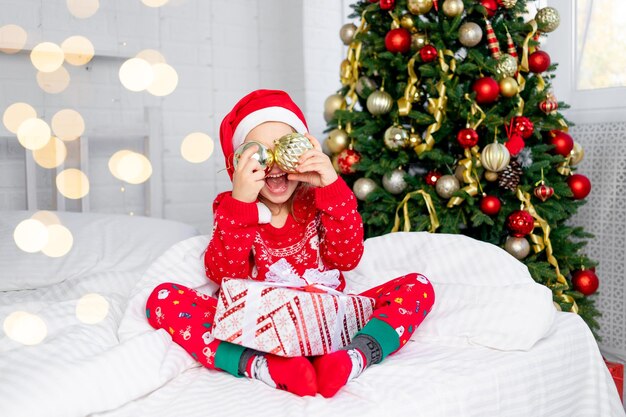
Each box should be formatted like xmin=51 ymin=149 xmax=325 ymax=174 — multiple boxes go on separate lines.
xmin=495 ymin=54 xmax=518 ymax=79
xmin=324 ymin=94 xmax=345 ymax=123
xmin=340 ymin=23 xmax=357 ymax=46
xmin=435 ymin=174 xmax=461 ymax=199
xmin=504 ymin=236 xmax=531 ymax=260
xmin=366 ymin=89 xmax=393 ymax=115
xmin=383 ymin=125 xmax=409 ymax=151
xmin=481 ymin=142 xmax=511 ymax=172
xmin=442 ymin=0 xmax=464 ymax=17
xmin=458 ymin=22 xmax=483 ymax=48
xmin=382 ymin=169 xmax=408 ymax=195
xmin=356 ymin=76 xmax=378 ymax=98
xmin=353 ymin=177 xmax=377 ymax=201
xmin=535 ymin=7 xmax=560 ymax=33
xmin=233 ymin=141 xmax=274 ymax=173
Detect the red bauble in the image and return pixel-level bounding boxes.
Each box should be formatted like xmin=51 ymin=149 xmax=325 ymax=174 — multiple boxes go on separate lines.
xmin=456 ymin=128 xmax=479 ymax=148
xmin=336 ymin=148 xmax=361 ymax=175
xmin=506 ymin=210 xmax=534 ymax=237
xmin=380 ymin=0 xmax=395 ymax=10
xmin=385 ymin=28 xmax=412 ymax=54
xmin=549 ymin=130 xmax=574 ymax=156
xmin=480 ymin=195 xmax=501 ymax=216
xmin=480 ymin=0 xmax=498 ymax=17
xmin=571 ymin=269 xmax=599 ymax=296
xmin=419 ymin=45 xmax=438 ymax=63
xmin=473 ymin=77 xmax=500 ymax=104
xmin=533 ymin=184 xmax=554 ymax=201
xmin=512 ymin=116 xmax=534 ymax=139
xmin=505 ymin=132 xmax=525 ymax=156
xmin=528 ymin=50 xmax=551 ymax=73
xmin=425 ymin=170 xmax=442 ymax=186
xmin=567 ymin=174 xmax=592 ymax=200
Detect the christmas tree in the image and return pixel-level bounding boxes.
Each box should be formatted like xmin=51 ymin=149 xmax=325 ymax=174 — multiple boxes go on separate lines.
xmin=324 ymin=0 xmax=601 ymax=333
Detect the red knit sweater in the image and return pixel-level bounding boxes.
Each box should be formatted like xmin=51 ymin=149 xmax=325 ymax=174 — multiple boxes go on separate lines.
xmin=204 ymin=178 xmax=364 ymax=292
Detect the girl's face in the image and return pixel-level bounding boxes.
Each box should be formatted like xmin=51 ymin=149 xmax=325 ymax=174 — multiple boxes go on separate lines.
xmin=244 ymin=121 xmax=299 ymax=207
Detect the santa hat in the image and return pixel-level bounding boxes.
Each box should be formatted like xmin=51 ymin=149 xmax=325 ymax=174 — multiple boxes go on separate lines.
xmin=219 ymin=89 xmax=308 ymax=179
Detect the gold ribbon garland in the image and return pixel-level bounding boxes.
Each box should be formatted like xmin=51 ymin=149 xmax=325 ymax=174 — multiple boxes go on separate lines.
xmin=448 ymin=147 xmax=481 ymax=207
xmin=516 ymin=188 xmax=569 ymax=292
xmin=414 ymin=50 xmax=456 ymax=155
xmin=392 ymin=190 xmax=440 ymax=233
xmin=520 ymin=20 xmax=538 ymax=73
xmin=342 ymin=11 xmax=369 ymax=111
xmin=398 ymin=53 xmax=420 ymax=116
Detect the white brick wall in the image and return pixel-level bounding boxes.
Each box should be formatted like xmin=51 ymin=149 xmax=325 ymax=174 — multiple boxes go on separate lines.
xmin=0 ymin=0 xmax=338 ymax=233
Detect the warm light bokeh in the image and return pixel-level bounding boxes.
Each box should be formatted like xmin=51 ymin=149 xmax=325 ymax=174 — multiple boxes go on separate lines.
xmin=3 ymin=311 xmax=48 ymax=346
xmin=76 ymin=293 xmax=110 ymax=324
xmin=2 ymin=102 xmax=37 ymax=134
xmin=117 ymin=152 xmax=153 ymax=184
xmin=56 ymin=168 xmax=90 ymax=199
xmin=13 ymin=218 xmax=49 ymax=253
xmin=147 ymin=63 xmax=178 ymax=96
xmin=181 ymin=132 xmax=214 ymax=163
xmin=36 ymin=66 xmax=71 ymax=94
xmin=30 ymin=42 xmax=65 ymax=73
xmin=33 ymin=137 xmax=67 ymax=169
xmin=136 ymin=49 xmax=166 ymax=64
xmin=66 ymin=0 xmax=100 ymax=19
xmin=119 ymin=58 xmax=154 ymax=92
xmin=61 ymin=35 xmax=95 ymax=66
xmin=30 ymin=211 xmax=61 ymax=226
xmin=51 ymin=109 xmax=85 ymax=141
xmin=141 ymin=0 xmax=170 ymax=7
xmin=0 ymin=24 xmax=28 ymax=54
xmin=42 ymin=224 xmax=74 ymax=257
xmin=17 ymin=118 xmax=52 ymax=150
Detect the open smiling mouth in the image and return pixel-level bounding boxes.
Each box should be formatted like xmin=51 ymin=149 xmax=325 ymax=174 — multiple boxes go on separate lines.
xmin=265 ymin=172 xmax=289 ymax=193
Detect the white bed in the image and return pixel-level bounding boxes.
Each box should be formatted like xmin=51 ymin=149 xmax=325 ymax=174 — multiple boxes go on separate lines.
xmin=1 ymin=211 xmax=623 ymax=417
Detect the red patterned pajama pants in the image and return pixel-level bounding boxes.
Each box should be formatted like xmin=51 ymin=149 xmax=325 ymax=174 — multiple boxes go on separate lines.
xmin=145 ymin=273 xmax=435 ymax=371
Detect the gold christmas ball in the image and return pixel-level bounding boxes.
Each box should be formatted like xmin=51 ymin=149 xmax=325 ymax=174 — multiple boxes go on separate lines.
xmin=500 ymin=0 xmax=517 ymax=9
xmin=535 ymin=7 xmax=560 ymax=33
xmin=273 ymin=133 xmax=314 ymax=173
xmin=481 ymin=142 xmax=510 ymax=172
xmin=435 ymin=174 xmax=461 ymax=199
xmin=409 ymin=132 xmax=422 ymax=146
xmin=442 ymin=0 xmax=464 ymax=17
xmin=408 ymin=0 xmax=433 ymax=15
xmin=356 ymin=76 xmax=378 ymax=98
xmin=454 ymin=164 xmax=467 ymax=182
xmin=484 ymin=170 xmax=499 ymax=182
xmin=366 ymin=89 xmax=393 ymax=115
xmin=411 ymin=32 xmax=429 ymax=51
xmin=570 ymin=142 xmax=584 ymax=166
xmin=340 ymin=23 xmax=357 ymax=45
xmin=499 ymin=77 xmax=519 ymax=97
xmin=353 ymin=177 xmax=377 ymax=201
xmin=324 ymin=93 xmax=345 ymax=122
xmin=326 ymin=128 xmax=349 ymax=154
xmin=384 ymin=125 xmax=409 ymax=151
xmin=331 ymin=154 xmax=341 ymax=173
xmin=504 ymin=236 xmax=531 ymax=260
xmin=233 ymin=141 xmax=274 ymax=173
xmin=382 ymin=168 xmax=408 ymax=195
xmin=400 ymin=14 xmax=416 ymax=31
xmin=495 ymin=54 xmax=518 ymax=79
xmin=458 ymin=22 xmax=483 ymax=47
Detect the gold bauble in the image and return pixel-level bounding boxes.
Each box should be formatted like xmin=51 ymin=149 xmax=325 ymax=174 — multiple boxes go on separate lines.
xmin=409 ymin=132 xmax=422 ymax=146
xmin=458 ymin=22 xmax=483 ymax=47
xmin=535 ymin=7 xmax=560 ymax=33
xmin=324 ymin=93 xmax=345 ymax=122
xmin=435 ymin=174 xmax=461 ymax=199
xmin=366 ymin=89 xmax=393 ymax=115
xmin=340 ymin=23 xmax=357 ymax=46
xmin=383 ymin=125 xmax=409 ymax=151
xmin=408 ymin=0 xmax=433 ymax=15
xmin=481 ymin=142 xmax=510 ymax=172
xmin=400 ymin=14 xmax=416 ymax=31
xmin=454 ymin=164 xmax=467 ymax=182
xmin=273 ymin=133 xmax=314 ymax=173
xmin=326 ymin=128 xmax=349 ymax=154
xmin=353 ymin=177 xmax=377 ymax=201
xmin=484 ymin=171 xmax=499 ymax=182
xmin=570 ymin=142 xmax=584 ymax=166
xmin=499 ymin=77 xmax=519 ymax=97
xmin=356 ymin=76 xmax=377 ymax=98
xmin=500 ymin=0 xmax=517 ymax=8
xmin=411 ymin=32 xmax=429 ymax=51
xmin=442 ymin=0 xmax=464 ymax=17
xmin=495 ymin=53 xmax=518 ymax=79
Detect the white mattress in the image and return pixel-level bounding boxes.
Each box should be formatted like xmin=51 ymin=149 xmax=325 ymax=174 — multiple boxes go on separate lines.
xmin=0 ymin=213 xmax=623 ymax=417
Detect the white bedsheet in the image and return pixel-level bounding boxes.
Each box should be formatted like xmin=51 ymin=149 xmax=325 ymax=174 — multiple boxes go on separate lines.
xmin=1 ymin=225 xmax=623 ymax=417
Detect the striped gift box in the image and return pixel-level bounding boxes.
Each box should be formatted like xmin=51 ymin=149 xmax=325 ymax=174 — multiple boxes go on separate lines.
xmin=212 ymin=278 xmax=375 ymax=357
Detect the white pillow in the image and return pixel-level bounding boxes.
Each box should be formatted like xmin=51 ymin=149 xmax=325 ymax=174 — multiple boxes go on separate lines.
xmin=0 ymin=211 xmax=199 ymax=291
xmin=344 ymin=232 xmax=556 ymax=351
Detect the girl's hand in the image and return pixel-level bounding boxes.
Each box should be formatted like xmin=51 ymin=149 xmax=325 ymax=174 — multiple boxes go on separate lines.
xmin=231 ymin=144 xmax=266 ymax=203
xmin=289 ymin=134 xmax=338 ymax=188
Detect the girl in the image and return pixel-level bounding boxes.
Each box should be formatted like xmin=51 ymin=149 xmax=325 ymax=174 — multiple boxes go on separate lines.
xmin=146 ymin=89 xmax=435 ymax=398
